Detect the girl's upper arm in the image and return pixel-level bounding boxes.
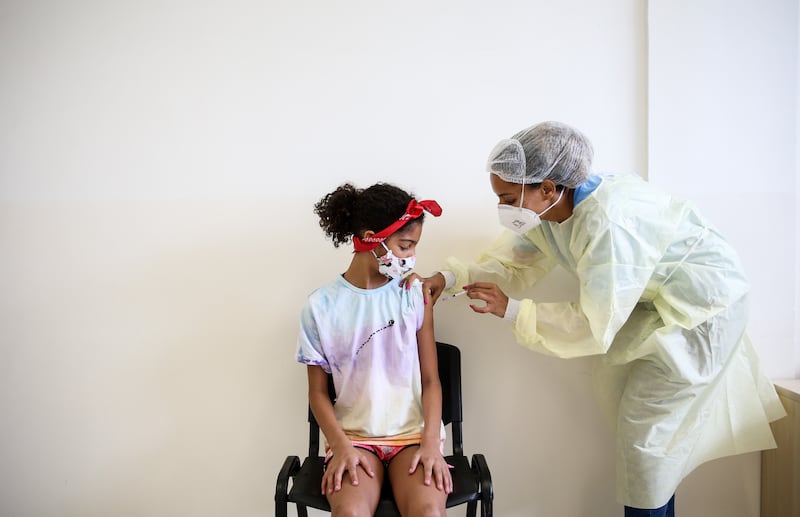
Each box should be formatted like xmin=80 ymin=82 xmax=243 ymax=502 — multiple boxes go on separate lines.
xmin=307 ymin=364 xmax=331 ymax=400
xmin=416 ymin=301 xmax=439 ymax=384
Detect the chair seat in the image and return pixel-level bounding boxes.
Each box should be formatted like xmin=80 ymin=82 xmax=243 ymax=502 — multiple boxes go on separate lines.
xmin=287 ymin=454 xmax=480 ymax=513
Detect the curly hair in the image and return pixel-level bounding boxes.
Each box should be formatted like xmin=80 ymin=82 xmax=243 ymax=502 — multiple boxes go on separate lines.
xmin=314 ymin=182 xmax=421 ymax=248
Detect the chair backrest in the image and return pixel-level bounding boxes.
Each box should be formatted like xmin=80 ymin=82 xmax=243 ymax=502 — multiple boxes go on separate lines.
xmin=307 ymin=342 xmax=465 ymax=457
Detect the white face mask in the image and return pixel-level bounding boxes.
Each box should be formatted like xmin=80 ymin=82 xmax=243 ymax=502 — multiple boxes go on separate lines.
xmin=373 ymin=242 xmax=416 ymax=279
xmin=497 ymin=186 xmax=564 ymax=234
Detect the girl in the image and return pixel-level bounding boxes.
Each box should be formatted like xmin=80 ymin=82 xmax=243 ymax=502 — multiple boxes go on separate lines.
xmin=296 ymin=182 xmax=452 ymax=517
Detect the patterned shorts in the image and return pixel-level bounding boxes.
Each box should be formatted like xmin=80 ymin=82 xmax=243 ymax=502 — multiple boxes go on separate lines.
xmin=324 ymin=443 xmax=417 ymax=467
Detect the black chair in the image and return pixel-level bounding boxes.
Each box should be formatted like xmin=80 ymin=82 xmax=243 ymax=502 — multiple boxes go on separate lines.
xmin=276 ymin=342 xmax=493 ymax=516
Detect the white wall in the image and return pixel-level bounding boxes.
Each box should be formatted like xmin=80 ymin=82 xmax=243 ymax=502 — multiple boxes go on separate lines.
xmin=648 ymin=0 xmax=799 ymax=379
xmin=0 ymin=1 xmax=795 ymax=517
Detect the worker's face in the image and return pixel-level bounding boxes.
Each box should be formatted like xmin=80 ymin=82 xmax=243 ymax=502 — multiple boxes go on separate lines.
xmin=490 ymin=174 xmax=548 ymax=213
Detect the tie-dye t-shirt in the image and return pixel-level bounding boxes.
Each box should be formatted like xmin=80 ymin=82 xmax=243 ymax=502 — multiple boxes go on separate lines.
xmin=297 ymin=275 xmax=432 ymax=444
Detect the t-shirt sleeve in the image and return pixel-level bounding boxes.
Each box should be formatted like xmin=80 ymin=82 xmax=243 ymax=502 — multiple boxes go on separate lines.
xmin=295 ymin=301 xmax=330 ymax=373
xmin=412 ymin=281 xmax=425 ymax=331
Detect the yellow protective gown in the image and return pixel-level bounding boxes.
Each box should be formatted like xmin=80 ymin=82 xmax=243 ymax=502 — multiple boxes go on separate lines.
xmin=445 ymin=173 xmax=785 ymax=508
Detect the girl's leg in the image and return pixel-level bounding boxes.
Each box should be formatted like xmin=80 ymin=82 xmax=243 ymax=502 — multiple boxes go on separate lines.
xmin=326 ymin=451 xmax=385 ymax=517
xmin=387 ymin=446 xmax=448 ymax=517
xmin=624 ymin=495 xmax=675 ymax=517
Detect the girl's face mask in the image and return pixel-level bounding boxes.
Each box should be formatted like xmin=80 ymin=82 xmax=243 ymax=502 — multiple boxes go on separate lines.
xmin=373 ymin=242 xmax=415 ymax=279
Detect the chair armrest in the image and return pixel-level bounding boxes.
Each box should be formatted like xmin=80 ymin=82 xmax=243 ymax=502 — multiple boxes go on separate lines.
xmin=470 ymin=454 xmax=493 ymax=501
xmin=276 ymin=455 xmax=301 ymax=503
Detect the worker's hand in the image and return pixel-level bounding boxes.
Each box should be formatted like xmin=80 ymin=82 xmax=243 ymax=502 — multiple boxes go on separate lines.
xmin=400 ymin=272 xmax=446 ymax=304
xmin=465 ymin=282 xmax=508 ymax=318
xmin=321 ymin=443 xmax=375 ymax=494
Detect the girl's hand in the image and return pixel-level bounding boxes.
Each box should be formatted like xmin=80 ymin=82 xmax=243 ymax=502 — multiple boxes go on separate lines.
xmin=465 ymin=282 xmax=509 ymax=318
xmin=400 ymin=272 xmax=446 ymax=303
xmin=407 ymin=443 xmax=453 ymax=494
xmin=321 ymin=443 xmax=376 ymax=494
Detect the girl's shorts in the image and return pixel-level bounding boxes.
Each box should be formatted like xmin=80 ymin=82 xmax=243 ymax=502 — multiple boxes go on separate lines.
xmin=324 ymin=443 xmax=417 ymax=468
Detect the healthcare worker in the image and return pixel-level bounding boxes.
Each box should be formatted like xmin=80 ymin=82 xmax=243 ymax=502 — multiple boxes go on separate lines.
xmin=408 ymin=121 xmax=786 ymax=516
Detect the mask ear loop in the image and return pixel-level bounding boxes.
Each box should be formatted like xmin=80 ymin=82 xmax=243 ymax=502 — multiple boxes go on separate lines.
xmin=514 ymin=139 xmax=527 ymax=209
xmin=372 ymin=241 xmax=391 ymax=263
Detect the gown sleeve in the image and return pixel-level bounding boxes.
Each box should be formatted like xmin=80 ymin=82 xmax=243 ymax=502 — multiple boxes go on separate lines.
xmin=443 ymin=230 xmax=557 ymax=295
xmin=513 ymin=190 xmax=680 ymax=358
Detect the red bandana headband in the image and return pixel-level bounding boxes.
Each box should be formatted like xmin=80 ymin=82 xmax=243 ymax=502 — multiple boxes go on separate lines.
xmin=352 ymin=199 xmax=442 ymax=252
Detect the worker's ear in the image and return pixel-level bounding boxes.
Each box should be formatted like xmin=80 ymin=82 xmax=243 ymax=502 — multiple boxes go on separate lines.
xmin=540 ymin=179 xmax=558 ymax=199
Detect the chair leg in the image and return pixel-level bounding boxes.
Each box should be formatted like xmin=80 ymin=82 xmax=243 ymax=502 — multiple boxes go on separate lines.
xmin=297 ymin=504 xmax=308 ymax=517
xmin=466 ymin=500 xmax=477 ymax=517
xmin=481 ymin=498 xmax=493 ymax=517
xmin=276 ymin=456 xmax=301 ymax=517
xmin=471 ymin=454 xmax=493 ymax=517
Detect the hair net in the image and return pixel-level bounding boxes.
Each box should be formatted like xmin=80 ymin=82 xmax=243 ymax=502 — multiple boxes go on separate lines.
xmin=486 ymin=121 xmax=594 ymax=188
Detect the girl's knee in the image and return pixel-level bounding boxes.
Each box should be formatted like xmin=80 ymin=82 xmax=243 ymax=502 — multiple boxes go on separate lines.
xmin=403 ymin=501 xmax=446 ymax=517
xmin=330 ymin=501 xmax=373 ymax=517
xmin=330 ymin=509 xmax=371 ymax=517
